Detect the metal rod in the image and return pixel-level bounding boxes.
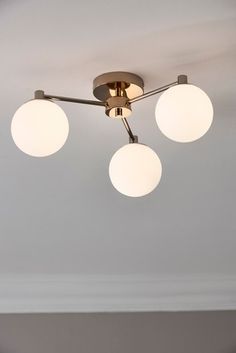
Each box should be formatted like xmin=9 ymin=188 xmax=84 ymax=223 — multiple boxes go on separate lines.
xmin=129 ymin=81 xmax=178 ymax=103
xmin=121 ymin=118 xmax=137 ymax=143
xmin=44 ymin=94 xmax=106 ymax=107
xmin=115 ymin=82 xmax=122 ymax=97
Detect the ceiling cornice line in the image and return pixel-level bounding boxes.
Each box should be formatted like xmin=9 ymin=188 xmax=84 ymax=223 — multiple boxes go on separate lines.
xmin=0 ymin=274 xmax=235 ymax=313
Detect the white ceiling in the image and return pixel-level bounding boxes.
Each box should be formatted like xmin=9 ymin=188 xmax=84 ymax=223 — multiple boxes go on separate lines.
xmin=0 ymin=0 xmax=236 ymax=312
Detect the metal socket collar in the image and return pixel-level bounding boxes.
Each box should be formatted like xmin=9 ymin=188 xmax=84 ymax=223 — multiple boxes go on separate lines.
xmin=105 ymin=96 xmax=132 ymax=118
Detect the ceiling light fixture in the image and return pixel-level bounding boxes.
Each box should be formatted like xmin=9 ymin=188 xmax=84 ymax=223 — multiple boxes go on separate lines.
xmin=11 ymin=72 xmax=213 ymax=197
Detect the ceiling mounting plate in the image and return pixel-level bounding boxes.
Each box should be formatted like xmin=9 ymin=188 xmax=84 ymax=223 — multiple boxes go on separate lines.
xmin=93 ymin=71 xmax=144 ymax=101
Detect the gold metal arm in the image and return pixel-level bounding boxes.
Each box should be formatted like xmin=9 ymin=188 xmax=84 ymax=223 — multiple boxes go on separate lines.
xmin=129 ymin=75 xmax=188 ymax=103
xmin=34 ymin=90 xmax=106 ymax=107
xmin=121 ymin=118 xmax=138 ymax=143
xmin=129 ymin=81 xmax=178 ymax=103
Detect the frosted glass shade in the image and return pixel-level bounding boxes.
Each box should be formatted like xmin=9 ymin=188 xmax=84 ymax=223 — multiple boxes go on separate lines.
xmin=11 ymin=99 xmax=69 ymax=157
xmin=109 ymin=143 xmax=162 ymax=197
xmin=155 ymin=84 xmax=213 ymax=142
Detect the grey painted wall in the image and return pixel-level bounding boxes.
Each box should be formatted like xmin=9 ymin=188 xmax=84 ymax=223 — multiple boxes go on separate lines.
xmin=0 ymin=312 xmax=236 ymax=353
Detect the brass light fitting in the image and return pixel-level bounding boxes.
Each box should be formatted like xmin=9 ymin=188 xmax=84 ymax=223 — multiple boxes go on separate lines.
xmin=11 ymin=71 xmax=213 ymax=197
xmin=34 ymin=71 xmax=183 ymax=142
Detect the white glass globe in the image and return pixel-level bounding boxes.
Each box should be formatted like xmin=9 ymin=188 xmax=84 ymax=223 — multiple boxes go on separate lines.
xmin=11 ymin=99 xmax=69 ymax=157
xmin=109 ymin=143 xmax=162 ymax=197
xmin=155 ymin=84 xmax=213 ymax=142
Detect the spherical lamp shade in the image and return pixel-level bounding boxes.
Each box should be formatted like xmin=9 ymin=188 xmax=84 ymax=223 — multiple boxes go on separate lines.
xmin=155 ymin=84 xmax=213 ymax=143
xmin=11 ymin=99 xmax=69 ymax=157
xmin=109 ymin=143 xmax=162 ymax=197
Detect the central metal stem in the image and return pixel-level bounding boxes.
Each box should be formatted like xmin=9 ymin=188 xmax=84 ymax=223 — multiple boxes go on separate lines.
xmin=115 ymin=82 xmax=122 ymax=97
